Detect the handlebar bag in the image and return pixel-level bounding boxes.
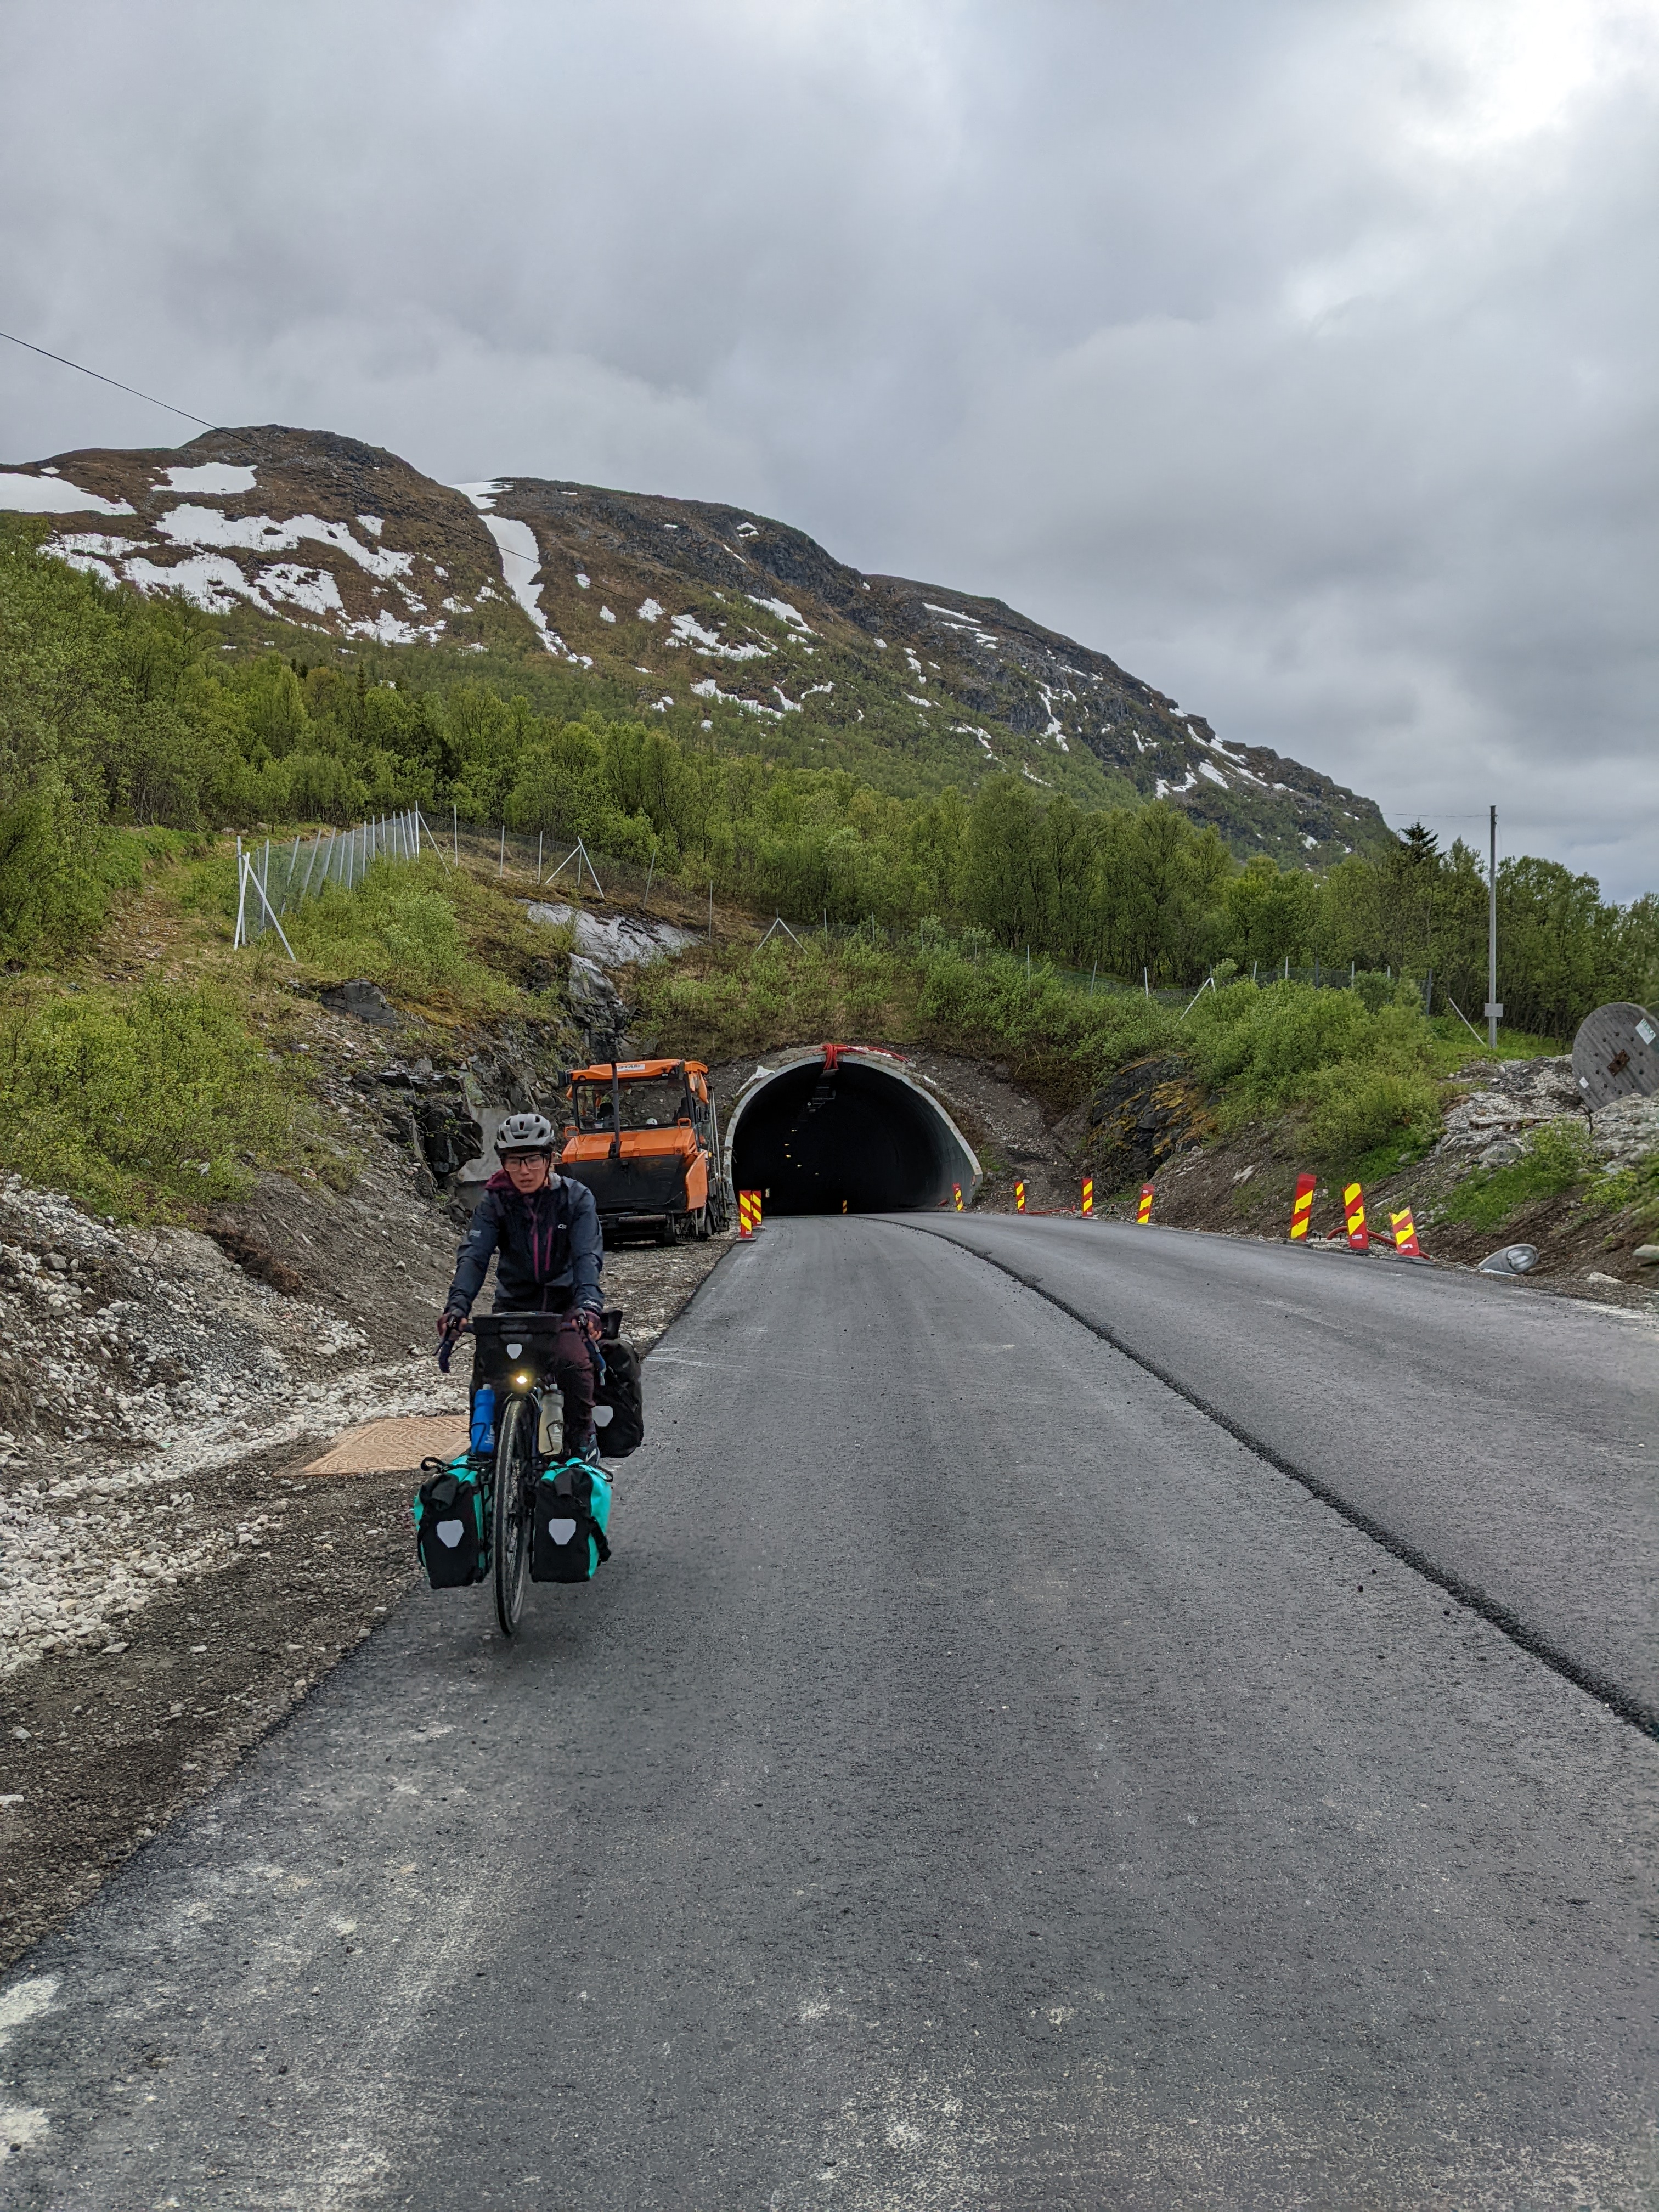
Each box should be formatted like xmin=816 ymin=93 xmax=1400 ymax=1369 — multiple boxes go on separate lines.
xmin=531 ymin=1459 xmax=613 ymax=1583
xmin=413 ymin=1457 xmax=488 ymax=1588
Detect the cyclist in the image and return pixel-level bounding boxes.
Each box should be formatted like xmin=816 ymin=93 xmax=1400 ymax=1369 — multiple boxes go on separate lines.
xmin=438 ymin=1111 xmax=604 ymax=1457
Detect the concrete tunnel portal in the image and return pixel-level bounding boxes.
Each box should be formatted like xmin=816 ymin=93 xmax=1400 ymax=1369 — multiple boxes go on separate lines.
xmin=726 ymin=1049 xmax=981 ymax=1215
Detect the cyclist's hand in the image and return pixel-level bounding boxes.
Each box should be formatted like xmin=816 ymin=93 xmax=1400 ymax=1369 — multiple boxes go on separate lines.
xmin=436 ymin=1309 xmax=466 ymax=1372
xmin=577 ymin=1307 xmax=602 ymax=1340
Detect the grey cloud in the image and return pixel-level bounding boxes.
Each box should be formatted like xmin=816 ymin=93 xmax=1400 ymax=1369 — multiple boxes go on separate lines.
xmin=2 ymin=0 xmax=1654 ymax=893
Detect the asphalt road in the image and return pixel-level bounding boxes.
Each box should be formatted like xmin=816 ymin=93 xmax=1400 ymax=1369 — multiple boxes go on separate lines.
xmin=2 ymin=1218 xmax=1654 ymax=2209
xmin=904 ymin=1214 xmax=1659 ymax=1724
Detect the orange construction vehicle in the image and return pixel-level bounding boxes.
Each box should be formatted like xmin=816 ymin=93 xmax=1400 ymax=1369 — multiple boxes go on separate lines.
xmin=559 ymin=1059 xmax=727 ymax=1243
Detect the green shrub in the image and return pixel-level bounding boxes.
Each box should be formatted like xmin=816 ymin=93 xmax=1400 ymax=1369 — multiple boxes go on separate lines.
xmin=1585 ymin=1152 xmax=1659 ymax=1231
xmin=0 ymin=787 xmax=116 ymax=961
xmin=1306 ymin=1062 xmax=1442 ymax=1163
xmin=0 ymin=977 xmax=300 ymax=1220
xmin=1188 ymin=980 xmax=1442 ymax=1156
xmin=1443 ymin=1118 xmax=1594 ymax=1232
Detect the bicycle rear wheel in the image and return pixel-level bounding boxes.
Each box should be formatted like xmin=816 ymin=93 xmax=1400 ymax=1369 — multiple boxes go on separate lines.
xmin=493 ymin=1394 xmax=534 ymax=1636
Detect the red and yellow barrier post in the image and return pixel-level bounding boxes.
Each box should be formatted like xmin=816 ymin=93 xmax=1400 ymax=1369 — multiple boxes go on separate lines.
xmin=1081 ymin=1176 xmax=1094 ymax=1216
xmin=1288 ymin=1172 xmax=1316 ymax=1242
xmin=738 ymin=1190 xmax=763 ymax=1239
xmin=1014 ymin=1180 xmax=1026 ymax=1213
xmin=952 ymin=1183 xmax=964 ymax=1212
xmin=1135 ymin=1183 xmax=1155 ymax=1224
xmin=1389 ymin=1206 xmax=1421 ymax=1257
xmin=1343 ymin=1182 xmax=1369 ymax=1251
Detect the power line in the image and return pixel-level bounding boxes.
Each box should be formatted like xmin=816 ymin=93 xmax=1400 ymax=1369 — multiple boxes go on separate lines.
xmin=0 ymin=327 xmax=217 ymax=431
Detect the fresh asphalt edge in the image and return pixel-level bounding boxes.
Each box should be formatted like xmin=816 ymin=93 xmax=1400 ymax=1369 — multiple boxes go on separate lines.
xmin=888 ymin=1218 xmax=1659 ymax=1745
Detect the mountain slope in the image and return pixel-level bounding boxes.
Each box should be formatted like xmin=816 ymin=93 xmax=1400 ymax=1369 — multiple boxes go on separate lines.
xmin=0 ymin=426 xmax=1391 ymax=864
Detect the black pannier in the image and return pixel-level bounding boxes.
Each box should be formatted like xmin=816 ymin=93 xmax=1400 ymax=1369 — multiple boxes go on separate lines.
xmin=413 ymin=1457 xmax=487 ymax=1588
xmin=592 ymin=1329 xmax=644 ymax=1458
xmin=531 ymin=1460 xmax=613 ymax=1583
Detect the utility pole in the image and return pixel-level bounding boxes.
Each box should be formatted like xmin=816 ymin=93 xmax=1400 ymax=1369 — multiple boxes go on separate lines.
xmin=1485 ymin=803 xmax=1502 ymax=1050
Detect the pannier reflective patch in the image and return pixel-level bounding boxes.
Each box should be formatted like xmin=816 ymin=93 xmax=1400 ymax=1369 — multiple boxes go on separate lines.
xmin=506 ymin=1342 xmax=523 ymax=1358
xmin=548 ymin=1517 xmax=577 ymax=1545
xmin=436 ymin=1519 xmax=465 ymax=1549
xmin=593 ymin=1404 xmax=613 ymax=1427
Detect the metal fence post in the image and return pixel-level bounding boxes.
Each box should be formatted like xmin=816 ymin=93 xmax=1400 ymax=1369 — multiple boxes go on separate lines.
xmin=233 ymin=838 xmax=248 ymax=947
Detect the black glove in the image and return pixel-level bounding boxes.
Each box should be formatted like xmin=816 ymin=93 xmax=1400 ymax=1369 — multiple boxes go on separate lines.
xmin=436 ymin=1310 xmax=466 ymax=1373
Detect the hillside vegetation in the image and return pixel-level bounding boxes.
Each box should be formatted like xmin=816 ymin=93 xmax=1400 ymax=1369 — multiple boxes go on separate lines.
xmin=640 ymin=935 xmax=1496 ymax=1161
xmin=3 ymin=520 xmax=1654 ymax=1039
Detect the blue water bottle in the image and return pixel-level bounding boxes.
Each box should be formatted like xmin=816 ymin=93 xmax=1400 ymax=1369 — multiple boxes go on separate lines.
xmin=470 ymin=1384 xmax=495 ymax=1455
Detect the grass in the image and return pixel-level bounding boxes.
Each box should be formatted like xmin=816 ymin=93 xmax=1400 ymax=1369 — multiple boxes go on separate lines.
xmin=1441 ymin=1119 xmax=1595 ymax=1233
xmin=1584 ymin=1152 xmax=1659 ymax=1234
xmin=179 ymin=848 xmax=569 ymax=1020
xmin=0 ymin=975 xmax=306 ymax=1222
xmin=0 ymin=837 xmax=571 ymax=1223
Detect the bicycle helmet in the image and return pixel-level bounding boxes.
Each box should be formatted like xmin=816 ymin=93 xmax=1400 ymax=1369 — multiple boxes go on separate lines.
xmin=496 ymin=1111 xmax=555 ymax=1155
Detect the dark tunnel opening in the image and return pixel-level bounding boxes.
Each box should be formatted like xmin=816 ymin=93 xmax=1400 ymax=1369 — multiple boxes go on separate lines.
xmin=727 ymin=1058 xmax=977 ymax=1214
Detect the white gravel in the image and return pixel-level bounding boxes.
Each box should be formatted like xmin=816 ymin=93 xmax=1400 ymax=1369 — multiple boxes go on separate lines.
xmin=0 ymin=1176 xmax=462 ymax=1677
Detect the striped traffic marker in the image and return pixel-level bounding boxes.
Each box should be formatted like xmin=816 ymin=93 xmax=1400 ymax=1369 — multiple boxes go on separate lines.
xmin=952 ymin=1183 xmax=964 ymax=1212
xmin=1390 ymin=1206 xmax=1421 ymax=1256
xmin=1014 ymin=1180 xmax=1026 ymax=1213
xmin=1081 ymin=1176 xmax=1094 ymax=1216
xmin=738 ymin=1190 xmax=763 ymax=1238
xmin=1135 ymin=1183 xmax=1155 ymax=1224
xmin=1288 ymin=1173 xmax=1316 ymax=1241
xmin=1343 ymin=1182 xmax=1369 ymax=1251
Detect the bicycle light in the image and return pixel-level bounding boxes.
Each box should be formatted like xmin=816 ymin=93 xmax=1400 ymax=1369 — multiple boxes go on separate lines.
xmin=510 ymin=1369 xmax=533 ymax=1391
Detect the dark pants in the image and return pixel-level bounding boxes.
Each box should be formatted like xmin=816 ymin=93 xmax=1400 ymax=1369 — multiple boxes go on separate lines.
xmin=548 ymin=1310 xmax=596 ymax=1447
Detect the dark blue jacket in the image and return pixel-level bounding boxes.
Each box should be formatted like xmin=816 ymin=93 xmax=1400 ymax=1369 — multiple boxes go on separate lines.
xmin=444 ymin=1170 xmax=603 ymax=1317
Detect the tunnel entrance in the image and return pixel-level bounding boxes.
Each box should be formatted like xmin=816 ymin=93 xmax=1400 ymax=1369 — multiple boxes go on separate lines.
xmin=726 ymin=1049 xmax=980 ymax=1214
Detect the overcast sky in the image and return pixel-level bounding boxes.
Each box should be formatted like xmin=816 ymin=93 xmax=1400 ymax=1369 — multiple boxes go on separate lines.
xmin=3 ymin=0 xmax=1655 ymax=896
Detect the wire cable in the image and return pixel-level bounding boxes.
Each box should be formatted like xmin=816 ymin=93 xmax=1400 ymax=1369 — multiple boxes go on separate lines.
xmin=0 ymin=328 xmax=216 ymax=431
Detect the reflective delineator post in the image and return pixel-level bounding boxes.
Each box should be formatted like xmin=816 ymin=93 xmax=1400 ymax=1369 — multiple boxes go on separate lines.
xmin=1081 ymin=1176 xmax=1094 ymax=1216
xmin=1014 ymin=1181 xmax=1026 ymax=1213
xmin=1135 ymin=1183 xmax=1155 ymax=1224
xmin=1288 ymin=1173 xmax=1317 ymax=1241
xmin=952 ymin=1183 xmax=964 ymax=1212
xmin=1344 ymin=1182 xmax=1370 ymax=1251
xmin=1390 ymin=1207 xmax=1421 ymax=1256
xmin=738 ymin=1190 xmax=762 ymax=1239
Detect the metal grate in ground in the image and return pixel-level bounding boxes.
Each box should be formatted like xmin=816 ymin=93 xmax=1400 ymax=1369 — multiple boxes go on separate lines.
xmin=302 ymin=1415 xmax=468 ymax=1477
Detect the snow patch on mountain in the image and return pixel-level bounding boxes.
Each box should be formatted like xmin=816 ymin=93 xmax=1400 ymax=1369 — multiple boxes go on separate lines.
xmin=153 ymin=506 xmax=417 ymax=583
xmin=748 ymin=595 xmax=812 ymax=634
xmin=473 ymin=514 xmax=562 ymax=652
xmin=156 ymin=463 xmax=257 ymax=495
xmin=668 ymin=612 xmax=769 ymax=661
xmin=0 ymin=473 xmax=134 ymax=517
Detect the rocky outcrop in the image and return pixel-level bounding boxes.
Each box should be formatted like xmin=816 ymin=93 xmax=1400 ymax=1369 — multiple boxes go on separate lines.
xmin=1081 ymin=1054 xmax=1216 ymax=1192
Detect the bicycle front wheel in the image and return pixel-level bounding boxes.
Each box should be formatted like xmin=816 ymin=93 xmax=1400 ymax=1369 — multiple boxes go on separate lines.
xmin=493 ymin=1394 xmax=534 ymax=1637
